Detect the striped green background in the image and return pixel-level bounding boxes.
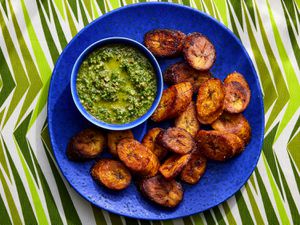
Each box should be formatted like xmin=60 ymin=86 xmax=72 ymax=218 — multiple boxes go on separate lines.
xmin=0 ymin=0 xmax=299 ymax=224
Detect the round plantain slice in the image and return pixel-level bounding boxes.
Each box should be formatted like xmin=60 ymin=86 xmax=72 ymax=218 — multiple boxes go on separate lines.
xmin=67 ymin=128 xmax=106 ymax=161
xmin=196 ymin=130 xmax=244 ymax=161
xmin=180 ymin=151 xmax=207 ymax=184
xmin=196 ymin=78 xmax=225 ymax=124
xmin=117 ymin=139 xmax=160 ymax=177
xmin=159 ymin=154 xmax=191 ymax=180
xmin=224 ymin=72 xmax=251 ymax=113
xmin=140 ymin=175 xmax=183 ymax=208
xmin=183 ymin=32 xmax=216 ymax=71
xmin=142 ymin=128 xmax=168 ymax=160
xmin=151 ymin=86 xmax=177 ymax=122
xmin=175 ymin=101 xmax=200 ymax=137
xmin=212 ymin=112 xmax=251 ymax=144
xmin=171 ymin=82 xmax=193 ymax=118
xmin=157 ymin=127 xmax=195 ymax=155
xmin=91 ymin=159 xmax=131 ymax=190
xmin=107 ymin=130 xmax=134 ymax=156
xmin=144 ymin=29 xmax=186 ymax=57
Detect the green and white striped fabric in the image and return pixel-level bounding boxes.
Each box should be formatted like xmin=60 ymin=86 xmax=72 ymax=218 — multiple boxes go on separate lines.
xmin=0 ymin=0 xmax=299 ymax=224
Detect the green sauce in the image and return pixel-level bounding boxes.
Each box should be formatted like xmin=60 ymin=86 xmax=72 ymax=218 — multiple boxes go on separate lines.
xmin=76 ymin=44 xmax=157 ymax=124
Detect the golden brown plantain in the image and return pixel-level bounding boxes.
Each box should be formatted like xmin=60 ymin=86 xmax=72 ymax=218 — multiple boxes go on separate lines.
xmin=212 ymin=112 xmax=251 ymax=144
xmin=196 ymin=130 xmax=244 ymax=161
xmin=157 ymin=127 xmax=195 ymax=154
xmin=67 ymin=128 xmax=106 ymax=161
xmin=224 ymin=72 xmax=251 ymax=113
xmin=140 ymin=175 xmax=183 ymax=208
xmin=142 ymin=128 xmax=168 ymax=160
xmin=196 ymin=78 xmax=225 ymax=124
xmin=180 ymin=151 xmax=207 ymax=184
xmin=151 ymin=86 xmax=177 ymax=122
xmin=117 ymin=139 xmax=160 ymax=177
xmin=107 ymin=130 xmax=134 ymax=156
xmin=159 ymin=154 xmax=191 ymax=180
xmin=175 ymin=101 xmax=200 ymax=137
xmin=144 ymin=29 xmax=186 ymax=57
xmin=171 ymin=82 xmax=193 ymax=117
xmin=183 ymin=32 xmax=216 ymax=70
xmin=91 ymin=159 xmax=131 ymax=190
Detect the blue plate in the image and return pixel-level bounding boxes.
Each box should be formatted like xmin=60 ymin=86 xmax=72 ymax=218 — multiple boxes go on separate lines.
xmin=48 ymin=2 xmax=264 ymax=220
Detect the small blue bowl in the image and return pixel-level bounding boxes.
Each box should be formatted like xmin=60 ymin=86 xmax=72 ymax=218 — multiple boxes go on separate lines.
xmin=70 ymin=37 xmax=163 ymax=130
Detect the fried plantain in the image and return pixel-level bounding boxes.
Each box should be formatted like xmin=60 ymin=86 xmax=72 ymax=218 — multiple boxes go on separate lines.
xmin=117 ymin=139 xmax=160 ymax=177
xmin=183 ymin=32 xmax=216 ymax=70
xmin=175 ymin=101 xmax=200 ymax=137
xmin=144 ymin=29 xmax=186 ymax=57
xmin=140 ymin=175 xmax=183 ymax=208
xmin=142 ymin=128 xmax=168 ymax=160
xmin=159 ymin=154 xmax=191 ymax=180
xmin=224 ymin=72 xmax=251 ymax=113
xmin=196 ymin=130 xmax=244 ymax=161
xmin=91 ymin=159 xmax=131 ymax=190
xmin=151 ymin=86 xmax=177 ymax=122
xmin=157 ymin=127 xmax=195 ymax=154
xmin=196 ymin=78 xmax=225 ymax=124
xmin=180 ymin=151 xmax=207 ymax=184
xmin=171 ymin=82 xmax=193 ymax=117
xmin=193 ymin=71 xmax=212 ymax=94
xmin=67 ymin=128 xmax=106 ymax=161
xmin=212 ymin=112 xmax=251 ymax=144
xmin=107 ymin=130 xmax=134 ymax=156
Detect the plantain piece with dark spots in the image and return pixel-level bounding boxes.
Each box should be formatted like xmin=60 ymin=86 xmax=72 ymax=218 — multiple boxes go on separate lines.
xmin=107 ymin=130 xmax=134 ymax=156
xmin=144 ymin=29 xmax=186 ymax=57
xmin=171 ymin=82 xmax=193 ymax=118
xmin=151 ymin=86 xmax=177 ymax=122
xmin=180 ymin=151 xmax=207 ymax=184
xmin=140 ymin=175 xmax=183 ymax=208
xmin=196 ymin=130 xmax=244 ymax=161
xmin=142 ymin=128 xmax=168 ymax=160
xmin=196 ymin=78 xmax=225 ymax=124
xmin=157 ymin=127 xmax=195 ymax=155
xmin=183 ymin=32 xmax=216 ymax=71
xmin=212 ymin=112 xmax=251 ymax=144
xmin=67 ymin=128 xmax=106 ymax=161
xmin=117 ymin=139 xmax=160 ymax=177
xmin=159 ymin=154 xmax=191 ymax=180
xmin=175 ymin=101 xmax=200 ymax=137
xmin=91 ymin=159 xmax=131 ymax=190
xmin=224 ymin=72 xmax=251 ymax=113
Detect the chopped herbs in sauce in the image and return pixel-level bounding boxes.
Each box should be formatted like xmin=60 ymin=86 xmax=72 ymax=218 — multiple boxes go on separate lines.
xmin=76 ymin=44 xmax=157 ymax=124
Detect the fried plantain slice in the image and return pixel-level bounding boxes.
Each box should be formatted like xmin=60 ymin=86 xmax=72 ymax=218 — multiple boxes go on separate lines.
xmin=67 ymin=128 xmax=106 ymax=161
xmin=117 ymin=139 xmax=160 ymax=177
xmin=224 ymin=72 xmax=251 ymax=113
xmin=193 ymin=71 xmax=212 ymax=94
xmin=91 ymin=159 xmax=131 ymax=190
xmin=157 ymin=127 xmax=195 ymax=154
xmin=180 ymin=151 xmax=207 ymax=184
xmin=196 ymin=130 xmax=244 ymax=161
xmin=212 ymin=112 xmax=251 ymax=144
xmin=196 ymin=78 xmax=225 ymax=124
xmin=107 ymin=130 xmax=134 ymax=156
xmin=175 ymin=101 xmax=200 ymax=137
xmin=151 ymin=86 xmax=177 ymax=122
xmin=140 ymin=175 xmax=183 ymax=208
xmin=142 ymin=128 xmax=168 ymax=160
xmin=144 ymin=29 xmax=186 ymax=57
xmin=183 ymin=32 xmax=216 ymax=70
xmin=159 ymin=154 xmax=191 ymax=180
xmin=171 ymin=82 xmax=193 ymax=117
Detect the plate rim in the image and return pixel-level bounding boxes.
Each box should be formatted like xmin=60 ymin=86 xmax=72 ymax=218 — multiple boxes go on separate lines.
xmin=47 ymin=2 xmax=265 ymax=220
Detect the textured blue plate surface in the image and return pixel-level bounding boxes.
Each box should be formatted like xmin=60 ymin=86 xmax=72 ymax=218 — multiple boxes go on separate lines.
xmin=48 ymin=2 xmax=264 ymax=220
